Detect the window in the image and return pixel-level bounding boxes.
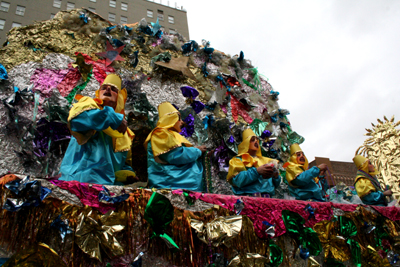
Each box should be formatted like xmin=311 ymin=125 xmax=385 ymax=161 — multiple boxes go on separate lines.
xmin=120 ymin=16 xmax=127 ymax=24
xmin=0 ymin=19 xmax=5 ymax=30
xmin=11 ymin=22 xmax=21 ymax=28
xmin=121 ymin=2 xmax=128 ymax=11
xmin=157 ymin=10 xmax=164 ymax=21
xmin=67 ymin=2 xmax=75 ymax=10
xmin=50 ymin=13 xmax=55 ymax=18
xmin=147 ymin=9 xmax=153 ymax=18
xmin=88 ymin=7 xmax=95 ymax=12
xmin=15 ymin=5 xmax=25 ymax=16
xmin=168 ymin=15 xmax=174 ymax=24
xmin=169 ymin=29 xmax=176 ymax=35
xmin=89 ymin=0 xmax=96 ymax=2
xmin=108 ymin=12 xmax=115 ymax=22
xmin=109 ymin=0 xmax=116 ymax=8
xmin=0 ymin=2 xmax=10 ymax=12
xmin=53 ymin=0 xmax=61 ymax=8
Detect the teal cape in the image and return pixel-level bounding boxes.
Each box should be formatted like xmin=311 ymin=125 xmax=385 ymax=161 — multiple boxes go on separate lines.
xmin=147 ymin=143 xmax=204 ymax=191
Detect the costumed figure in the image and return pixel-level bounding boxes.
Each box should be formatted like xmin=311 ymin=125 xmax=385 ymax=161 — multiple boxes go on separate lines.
xmin=144 ymin=102 xmax=207 ymax=191
xmin=226 ymin=128 xmax=281 ymax=196
xmin=60 ymin=74 xmax=136 ymax=185
xmin=284 ymin=144 xmax=328 ymax=201
xmin=353 ymin=155 xmax=392 ymax=206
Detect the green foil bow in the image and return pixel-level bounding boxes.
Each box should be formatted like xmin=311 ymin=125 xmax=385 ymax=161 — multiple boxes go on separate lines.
xmin=249 ymin=119 xmax=269 ymax=137
xmin=144 ymin=192 xmax=179 ymax=249
xmin=339 ymin=216 xmax=361 ymax=267
xmin=282 ymin=210 xmax=322 ymax=257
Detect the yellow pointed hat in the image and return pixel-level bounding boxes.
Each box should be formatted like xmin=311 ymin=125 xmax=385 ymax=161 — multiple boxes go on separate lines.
xmin=289 ymin=143 xmax=302 ymax=155
xmin=158 ymin=102 xmax=179 ymax=118
xmin=101 ymin=73 xmax=121 ymax=91
xmin=353 ymin=155 xmax=368 ymax=170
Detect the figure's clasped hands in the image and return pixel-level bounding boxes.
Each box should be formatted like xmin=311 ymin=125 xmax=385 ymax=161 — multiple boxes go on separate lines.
xmin=257 ymin=163 xmax=278 ymax=179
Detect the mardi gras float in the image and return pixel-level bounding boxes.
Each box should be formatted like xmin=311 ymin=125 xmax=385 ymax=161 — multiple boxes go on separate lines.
xmin=0 ymin=8 xmax=400 ymax=267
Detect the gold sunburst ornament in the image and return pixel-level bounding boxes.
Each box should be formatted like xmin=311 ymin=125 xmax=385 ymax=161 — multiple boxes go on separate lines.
xmin=356 ymin=115 xmax=400 ymax=201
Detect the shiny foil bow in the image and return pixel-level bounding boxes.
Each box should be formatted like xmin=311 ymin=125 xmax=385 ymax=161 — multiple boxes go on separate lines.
xmin=339 ymin=216 xmax=361 ymax=267
xmin=0 ymin=62 xmax=8 ymax=80
xmin=282 ymin=210 xmax=322 ymax=258
xmin=191 ymin=215 xmax=242 ymax=247
xmin=3 ymin=176 xmax=51 ymax=212
xmin=180 ymin=86 xmax=205 ymax=114
xmin=144 ymin=192 xmax=179 ymax=249
xmin=75 ymin=207 xmax=127 ymax=262
xmin=98 ymin=186 xmax=130 ymax=204
xmin=180 ymin=114 xmax=195 ymax=137
xmin=313 ymin=220 xmax=351 ymax=262
xmin=50 ymin=214 xmax=73 ymax=242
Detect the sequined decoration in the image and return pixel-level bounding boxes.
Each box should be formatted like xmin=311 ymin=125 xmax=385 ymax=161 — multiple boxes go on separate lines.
xmin=356 ymin=116 xmax=400 ymax=201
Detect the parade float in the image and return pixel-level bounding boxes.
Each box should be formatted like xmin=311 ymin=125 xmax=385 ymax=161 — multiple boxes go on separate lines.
xmin=0 ymin=8 xmax=399 ymax=267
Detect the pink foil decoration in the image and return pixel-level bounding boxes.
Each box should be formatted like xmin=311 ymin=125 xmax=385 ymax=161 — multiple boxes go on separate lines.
xmin=30 ymin=68 xmax=69 ymax=98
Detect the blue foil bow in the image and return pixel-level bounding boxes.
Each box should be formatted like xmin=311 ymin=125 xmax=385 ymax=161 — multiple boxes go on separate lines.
xmin=98 ymin=186 xmax=129 ymax=204
xmin=3 ymin=176 xmax=52 ymax=212
xmin=182 ymin=40 xmax=198 ymax=54
xmin=299 ymin=246 xmax=310 ymax=260
xmin=0 ymin=63 xmax=8 ymax=80
xmin=202 ymin=115 xmax=215 ymax=129
xmin=50 ymin=214 xmax=73 ymax=242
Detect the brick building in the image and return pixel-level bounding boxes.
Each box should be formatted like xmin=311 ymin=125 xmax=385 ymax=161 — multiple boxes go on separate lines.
xmin=0 ymin=0 xmax=189 ymax=44
xmin=309 ymin=157 xmax=357 ymax=187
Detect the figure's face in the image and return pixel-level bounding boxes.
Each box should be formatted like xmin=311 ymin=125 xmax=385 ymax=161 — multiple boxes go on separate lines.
xmin=368 ymin=161 xmax=376 ymax=172
xmin=296 ymin=151 xmax=306 ymax=165
xmin=99 ymin=84 xmax=119 ymax=109
xmin=172 ymin=114 xmax=184 ymax=132
xmin=248 ymin=136 xmax=259 ymax=152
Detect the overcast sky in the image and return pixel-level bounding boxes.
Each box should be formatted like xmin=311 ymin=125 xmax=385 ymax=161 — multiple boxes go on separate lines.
xmin=164 ymin=0 xmax=400 ymax=162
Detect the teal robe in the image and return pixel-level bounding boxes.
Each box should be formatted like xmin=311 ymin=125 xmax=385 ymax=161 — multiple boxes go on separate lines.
xmin=288 ymin=166 xmax=328 ymax=202
xmin=147 ymin=143 xmax=204 ymax=191
xmin=231 ymin=163 xmax=281 ymax=196
xmin=60 ymin=107 xmax=133 ymax=185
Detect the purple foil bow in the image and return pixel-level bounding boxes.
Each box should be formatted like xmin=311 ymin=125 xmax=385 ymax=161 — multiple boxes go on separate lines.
xmin=180 ymin=114 xmax=195 ymax=137
xmin=180 ymin=86 xmax=205 ymax=114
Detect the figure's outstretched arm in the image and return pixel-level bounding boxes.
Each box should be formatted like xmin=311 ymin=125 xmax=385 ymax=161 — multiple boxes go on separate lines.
xmin=291 ymin=166 xmax=320 ymax=187
xmin=70 ymin=107 xmax=123 ymax=132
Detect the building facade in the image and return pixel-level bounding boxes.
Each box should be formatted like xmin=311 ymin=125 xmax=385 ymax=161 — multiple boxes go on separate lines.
xmin=309 ymin=157 xmax=358 ymax=187
xmin=0 ymin=0 xmax=189 ymax=43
